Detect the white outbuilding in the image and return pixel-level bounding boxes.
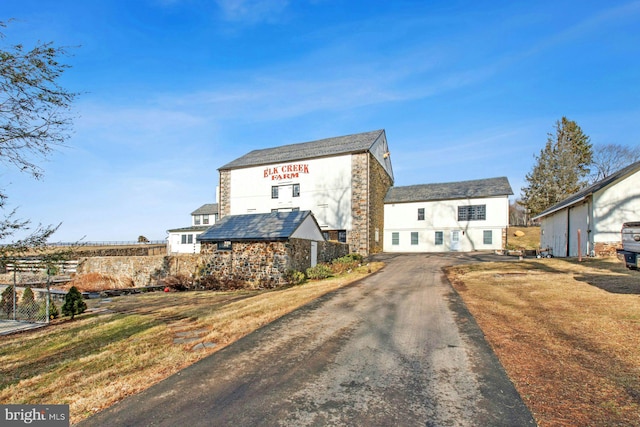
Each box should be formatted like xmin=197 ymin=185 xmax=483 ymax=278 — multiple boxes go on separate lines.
xmin=383 ymin=177 xmax=513 ymax=252
xmin=533 ymin=161 xmax=640 ymax=257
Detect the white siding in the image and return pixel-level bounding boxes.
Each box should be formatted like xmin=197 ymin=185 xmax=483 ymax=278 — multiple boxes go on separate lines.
xmin=167 ymin=231 xmax=203 ymax=254
xmin=228 ymin=155 xmax=353 ymax=230
xmin=593 ymin=171 xmax=640 ymax=244
xmin=540 ymin=211 xmax=568 ymax=257
xmin=383 ymin=196 xmax=509 ymax=252
xmin=291 ymin=216 xmax=326 ymax=241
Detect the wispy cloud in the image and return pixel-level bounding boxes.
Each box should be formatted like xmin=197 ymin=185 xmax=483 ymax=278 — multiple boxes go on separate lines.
xmin=215 ymin=0 xmax=290 ymax=24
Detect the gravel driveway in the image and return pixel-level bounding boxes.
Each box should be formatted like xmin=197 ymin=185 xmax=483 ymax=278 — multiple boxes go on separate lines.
xmin=79 ymin=252 xmax=535 ymax=427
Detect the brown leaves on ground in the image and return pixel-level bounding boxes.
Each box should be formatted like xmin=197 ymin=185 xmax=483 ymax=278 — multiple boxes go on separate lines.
xmin=446 ymin=257 xmax=640 ymax=427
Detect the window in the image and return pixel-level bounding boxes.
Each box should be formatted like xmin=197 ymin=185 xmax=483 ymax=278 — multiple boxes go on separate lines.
xmin=194 ymin=215 xmax=200 ymax=225
xmin=292 ymin=207 xmax=300 ymax=211
xmin=322 ymin=231 xmax=329 ymax=241
xmin=458 ymin=205 xmax=486 ymax=221
xmin=271 ymin=186 xmax=279 ymax=199
xmin=417 ymin=208 xmax=425 ymax=221
xmin=483 ymin=230 xmax=493 ymax=245
xmin=411 ymin=232 xmax=419 ymax=245
xmin=435 ymin=231 xmax=443 ymax=245
xmin=217 ymin=240 xmax=232 ymax=251
xmin=392 ymin=232 xmax=399 ymax=245
xmin=181 ymin=234 xmax=193 ymax=244
xmin=338 ymin=230 xmax=347 ymax=243
xmin=293 ymin=184 xmax=300 ymax=197
xmin=203 ymin=214 xmax=209 ymax=225
xmin=271 ymin=208 xmax=279 ymax=213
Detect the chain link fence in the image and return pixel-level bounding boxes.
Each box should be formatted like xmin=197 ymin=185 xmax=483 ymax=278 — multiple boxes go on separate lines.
xmin=1 ymin=285 xmax=59 ymax=323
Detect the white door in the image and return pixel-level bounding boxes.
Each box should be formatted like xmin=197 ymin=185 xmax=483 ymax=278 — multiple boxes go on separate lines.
xmin=311 ymin=241 xmax=318 ymax=267
xmin=450 ymin=230 xmax=460 ymax=251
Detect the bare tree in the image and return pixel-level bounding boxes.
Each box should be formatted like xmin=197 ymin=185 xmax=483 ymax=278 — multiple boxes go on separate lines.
xmin=0 ymin=20 xmax=78 ymax=245
xmin=590 ymin=143 xmax=640 ymax=183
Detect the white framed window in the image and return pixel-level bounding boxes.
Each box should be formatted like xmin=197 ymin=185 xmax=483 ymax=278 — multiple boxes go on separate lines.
xmin=483 ymin=230 xmax=493 ymax=245
xmin=392 ymin=232 xmax=399 ymax=245
xmin=203 ymin=214 xmax=209 ymax=225
xmin=293 ymin=184 xmax=300 ymax=197
xmin=458 ymin=205 xmax=486 ymax=221
xmin=417 ymin=208 xmax=425 ymax=221
xmin=411 ymin=232 xmax=419 ymax=245
xmin=271 ymin=186 xmax=279 ymax=199
xmin=194 ymin=215 xmax=201 ymax=225
xmin=181 ymin=234 xmax=193 ymax=244
xmin=435 ymin=231 xmax=443 ymax=245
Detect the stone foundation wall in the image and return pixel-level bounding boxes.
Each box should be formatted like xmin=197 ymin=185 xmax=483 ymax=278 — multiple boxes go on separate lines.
xmin=200 ymin=239 xmax=350 ymax=288
xmin=594 ymin=242 xmax=621 ymax=257
xmin=76 ymin=254 xmax=204 ymax=287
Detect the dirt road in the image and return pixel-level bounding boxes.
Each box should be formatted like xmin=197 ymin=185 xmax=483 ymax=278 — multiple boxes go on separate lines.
xmin=79 ymin=253 xmax=535 ymax=426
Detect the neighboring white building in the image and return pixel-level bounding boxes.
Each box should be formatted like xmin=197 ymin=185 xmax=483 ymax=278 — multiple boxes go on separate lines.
xmin=533 ymin=161 xmax=640 ymax=257
xmin=167 ymin=203 xmax=219 ymax=254
xmin=218 ymin=130 xmax=394 ymax=256
xmin=383 ymin=177 xmax=513 ymax=253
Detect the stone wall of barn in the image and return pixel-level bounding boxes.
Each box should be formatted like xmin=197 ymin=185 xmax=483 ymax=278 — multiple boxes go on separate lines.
xmin=200 ymin=239 xmax=350 ymax=287
xmin=350 ymin=152 xmax=393 ymax=256
xmin=218 ymin=169 xmax=232 ymax=218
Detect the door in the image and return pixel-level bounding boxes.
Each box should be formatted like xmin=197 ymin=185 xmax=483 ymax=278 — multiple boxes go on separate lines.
xmin=450 ymin=230 xmax=460 ymax=251
xmin=310 ymin=241 xmax=318 ymax=267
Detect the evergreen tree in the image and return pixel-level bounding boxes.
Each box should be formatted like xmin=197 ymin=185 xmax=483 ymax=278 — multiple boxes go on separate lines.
xmin=1 ymin=285 xmax=14 ymax=318
xmin=19 ymin=286 xmax=38 ymax=320
xmin=521 ymin=117 xmax=593 ymax=217
xmin=62 ymin=286 xmax=86 ymax=320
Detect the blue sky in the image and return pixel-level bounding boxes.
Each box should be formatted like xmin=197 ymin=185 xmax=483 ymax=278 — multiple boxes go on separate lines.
xmin=2 ymin=0 xmax=640 ymax=242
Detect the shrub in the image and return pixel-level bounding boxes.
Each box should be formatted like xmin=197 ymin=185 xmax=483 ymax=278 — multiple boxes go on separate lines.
xmin=19 ymin=287 xmax=39 ymax=321
xmin=1 ymin=285 xmax=14 ymax=318
xmin=62 ymin=286 xmax=87 ymax=320
xmin=158 ymin=274 xmax=192 ymax=292
xmin=285 ymin=270 xmax=306 ymax=285
xmin=306 ymin=264 xmax=333 ymax=280
xmin=37 ymin=296 xmax=59 ymax=321
xmin=68 ymin=272 xmax=134 ymax=292
xmin=196 ymin=275 xmax=246 ymax=291
xmin=330 ymin=255 xmax=362 ymax=275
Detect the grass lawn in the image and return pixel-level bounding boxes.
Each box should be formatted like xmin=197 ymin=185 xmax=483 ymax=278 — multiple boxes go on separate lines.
xmin=0 ymin=262 xmax=383 ymax=424
xmin=446 ymin=256 xmax=640 ymax=427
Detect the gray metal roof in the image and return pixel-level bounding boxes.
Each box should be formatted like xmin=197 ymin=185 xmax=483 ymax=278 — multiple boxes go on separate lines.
xmin=191 ymin=203 xmax=218 ymax=216
xmin=197 ymin=210 xmax=314 ymax=242
xmin=384 ymin=177 xmax=513 ymax=203
xmin=167 ymin=225 xmax=212 ymax=233
xmin=533 ymin=160 xmax=640 ymax=219
xmin=219 ymin=129 xmax=385 ymax=170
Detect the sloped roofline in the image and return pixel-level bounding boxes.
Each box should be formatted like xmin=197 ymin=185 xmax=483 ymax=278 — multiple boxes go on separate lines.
xmin=197 ymin=210 xmax=318 ymax=242
xmin=218 ymin=129 xmax=385 ymax=170
xmin=384 ymin=177 xmax=513 ymax=204
xmin=532 ymin=160 xmax=640 ymax=220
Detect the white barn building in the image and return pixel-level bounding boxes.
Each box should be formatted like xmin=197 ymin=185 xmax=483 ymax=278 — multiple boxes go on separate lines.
xmin=218 ymin=130 xmax=394 ymax=256
xmin=533 ymin=161 xmax=640 ymax=257
xmin=383 ymin=177 xmax=513 ymax=253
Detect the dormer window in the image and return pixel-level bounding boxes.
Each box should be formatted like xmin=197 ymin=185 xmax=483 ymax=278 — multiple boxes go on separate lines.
xmin=203 ymin=214 xmax=209 ymax=225
xmin=194 ymin=215 xmax=201 ymax=225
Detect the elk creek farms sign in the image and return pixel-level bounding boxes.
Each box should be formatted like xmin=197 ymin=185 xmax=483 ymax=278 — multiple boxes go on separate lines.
xmin=263 ymin=163 xmax=310 ymax=181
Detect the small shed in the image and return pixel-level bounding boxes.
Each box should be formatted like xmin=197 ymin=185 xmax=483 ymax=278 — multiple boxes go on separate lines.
xmin=197 ymin=210 xmax=348 ymax=287
xmin=533 ymin=161 xmax=640 ymax=257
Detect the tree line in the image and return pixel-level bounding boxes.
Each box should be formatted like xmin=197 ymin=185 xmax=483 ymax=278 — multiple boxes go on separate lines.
xmin=513 ymin=117 xmax=640 ymax=225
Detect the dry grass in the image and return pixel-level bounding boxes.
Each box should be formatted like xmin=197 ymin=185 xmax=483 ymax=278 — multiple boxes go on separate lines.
xmin=507 ymin=226 xmax=541 ymax=250
xmin=446 ymin=257 xmax=640 ymax=426
xmin=63 ymin=272 xmax=135 ymax=292
xmin=0 ymin=262 xmax=383 ymax=424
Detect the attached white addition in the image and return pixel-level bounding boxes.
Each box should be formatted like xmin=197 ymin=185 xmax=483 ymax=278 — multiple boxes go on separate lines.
xmin=383 ymin=177 xmax=512 ymax=253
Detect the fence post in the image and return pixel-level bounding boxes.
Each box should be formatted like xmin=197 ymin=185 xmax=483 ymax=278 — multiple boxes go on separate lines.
xmin=12 ymin=268 xmax=17 ymax=321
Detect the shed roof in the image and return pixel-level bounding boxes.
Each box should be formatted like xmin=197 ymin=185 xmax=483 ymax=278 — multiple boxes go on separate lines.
xmin=533 ymin=160 xmax=640 ymax=219
xmin=219 ymin=129 xmax=385 ymax=170
xmin=191 ymin=203 xmax=218 ymax=216
xmin=384 ymin=177 xmax=513 ymax=204
xmin=197 ymin=210 xmax=315 ymax=242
